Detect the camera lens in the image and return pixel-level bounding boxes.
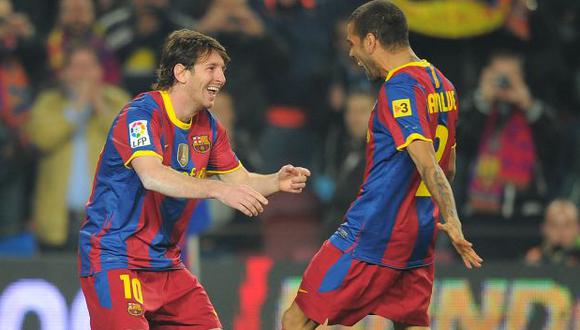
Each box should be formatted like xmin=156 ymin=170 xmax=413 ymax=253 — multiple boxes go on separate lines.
xmin=495 ymin=75 xmax=510 ymax=89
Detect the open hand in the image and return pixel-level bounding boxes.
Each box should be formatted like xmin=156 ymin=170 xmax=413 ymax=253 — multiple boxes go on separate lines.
xmin=278 ymin=165 xmax=311 ymax=193
xmin=437 ymin=221 xmax=483 ymax=269
xmin=217 ymin=183 xmax=268 ymax=217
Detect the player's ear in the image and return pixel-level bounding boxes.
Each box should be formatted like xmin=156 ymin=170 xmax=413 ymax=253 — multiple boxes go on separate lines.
xmin=364 ymin=32 xmax=377 ymax=53
xmin=173 ymin=63 xmax=189 ymax=84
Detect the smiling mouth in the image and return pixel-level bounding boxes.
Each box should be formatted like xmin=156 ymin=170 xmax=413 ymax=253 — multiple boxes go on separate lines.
xmin=207 ymin=86 xmax=220 ymax=96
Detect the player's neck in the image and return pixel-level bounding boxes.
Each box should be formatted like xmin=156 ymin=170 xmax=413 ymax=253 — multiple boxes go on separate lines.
xmin=167 ymin=87 xmax=202 ymax=122
xmin=379 ymin=47 xmax=421 ymax=77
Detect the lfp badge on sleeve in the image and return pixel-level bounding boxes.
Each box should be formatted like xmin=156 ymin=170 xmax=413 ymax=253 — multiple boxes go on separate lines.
xmin=129 ymin=120 xmax=151 ymax=148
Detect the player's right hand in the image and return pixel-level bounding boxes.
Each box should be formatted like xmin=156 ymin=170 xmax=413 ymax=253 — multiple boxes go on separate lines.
xmin=216 ymin=184 xmax=268 ymax=217
xmin=437 ymin=221 xmax=483 ymax=269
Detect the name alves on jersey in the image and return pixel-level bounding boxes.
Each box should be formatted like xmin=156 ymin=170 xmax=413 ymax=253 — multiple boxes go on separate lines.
xmin=427 ymin=90 xmax=457 ymax=114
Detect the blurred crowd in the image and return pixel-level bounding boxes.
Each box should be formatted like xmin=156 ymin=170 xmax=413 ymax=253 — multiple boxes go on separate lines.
xmin=0 ymin=0 xmax=578 ymax=266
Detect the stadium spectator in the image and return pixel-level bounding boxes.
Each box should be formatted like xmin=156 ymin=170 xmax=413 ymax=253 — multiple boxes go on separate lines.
xmin=319 ymin=90 xmax=373 ymax=238
xmin=205 ymin=92 xmax=238 ymax=230
xmin=196 ymin=0 xmax=286 ymax=158
xmin=98 ymin=0 xmax=195 ymax=95
xmin=327 ymin=17 xmax=373 ymax=115
xmin=209 ymin=90 xmax=260 ymax=182
xmin=25 ymin=44 xmax=129 ymax=251
xmin=456 ymin=50 xmax=563 ymax=220
xmin=93 ymin=0 xmax=127 ymax=17
xmin=565 ymin=128 xmax=580 ymax=205
xmin=253 ymin=0 xmax=340 ymax=173
xmin=0 ymin=0 xmax=40 ymax=251
xmin=47 ymin=0 xmax=121 ymax=84
xmin=525 ymin=199 xmax=580 ymax=266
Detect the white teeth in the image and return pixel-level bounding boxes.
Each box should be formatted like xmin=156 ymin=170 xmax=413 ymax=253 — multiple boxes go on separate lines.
xmin=207 ymin=86 xmax=219 ymax=93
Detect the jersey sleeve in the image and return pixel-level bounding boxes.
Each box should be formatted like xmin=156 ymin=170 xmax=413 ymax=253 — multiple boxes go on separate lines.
xmin=112 ymin=99 xmax=164 ymax=168
xmin=450 ymin=89 xmax=459 ymax=149
xmin=378 ymin=77 xmax=432 ymax=151
xmin=206 ymin=116 xmax=241 ymax=174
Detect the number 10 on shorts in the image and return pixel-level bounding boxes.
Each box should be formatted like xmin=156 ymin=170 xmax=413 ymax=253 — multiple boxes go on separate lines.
xmin=120 ymin=274 xmax=144 ymax=304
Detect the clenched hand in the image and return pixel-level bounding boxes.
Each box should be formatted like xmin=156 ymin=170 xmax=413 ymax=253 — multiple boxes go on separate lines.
xmin=277 ymin=165 xmax=311 ymax=193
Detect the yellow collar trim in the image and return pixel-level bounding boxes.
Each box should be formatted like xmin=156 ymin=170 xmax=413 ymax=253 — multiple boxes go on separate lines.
xmin=385 ymin=60 xmax=430 ymax=81
xmin=160 ymin=90 xmax=191 ymax=130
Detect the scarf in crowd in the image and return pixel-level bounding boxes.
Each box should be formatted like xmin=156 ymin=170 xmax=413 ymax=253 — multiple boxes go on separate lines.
xmin=467 ymin=104 xmax=536 ymax=212
xmin=46 ymin=27 xmax=120 ymax=84
xmin=0 ymin=57 xmax=31 ymax=129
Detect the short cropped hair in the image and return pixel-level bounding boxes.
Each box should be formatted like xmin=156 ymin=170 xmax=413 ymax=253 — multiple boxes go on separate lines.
xmin=62 ymin=42 xmax=99 ymax=68
xmin=348 ymin=0 xmax=409 ymax=50
xmin=153 ymin=29 xmax=230 ymax=90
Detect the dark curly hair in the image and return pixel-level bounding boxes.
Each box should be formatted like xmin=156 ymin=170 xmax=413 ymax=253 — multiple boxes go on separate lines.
xmin=152 ymin=29 xmax=230 ymax=90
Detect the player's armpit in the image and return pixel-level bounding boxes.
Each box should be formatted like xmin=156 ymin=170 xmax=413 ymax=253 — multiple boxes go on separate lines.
xmin=124 ymin=150 xmax=164 ymax=168
xmin=131 ymin=154 xmax=166 ymax=190
xmin=396 ymin=133 xmax=432 ymax=151
xmin=406 ymin=140 xmax=438 ymax=176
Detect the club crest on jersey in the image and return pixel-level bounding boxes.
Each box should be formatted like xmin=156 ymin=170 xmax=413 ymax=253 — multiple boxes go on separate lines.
xmin=392 ymin=99 xmax=413 ymax=118
xmin=177 ymin=143 xmax=189 ymax=167
xmin=192 ymin=135 xmax=211 ymax=153
xmin=129 ymin=120 xmax=151 ymax=148
xmin=127 ymin=302 xmax=144 ymax=316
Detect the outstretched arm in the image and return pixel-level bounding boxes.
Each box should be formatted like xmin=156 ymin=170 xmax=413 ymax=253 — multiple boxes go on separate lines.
xmin=217 ymin=164 xmax=311 ymax=197
xmin=131 ymin=156 xmax=268 ymax=217
xmin=407 ymin=140 xmax=482 ymax=269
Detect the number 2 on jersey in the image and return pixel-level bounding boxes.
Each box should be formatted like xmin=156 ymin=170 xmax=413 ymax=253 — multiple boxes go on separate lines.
xmin=415 ymin=124 xmax=449 ymax=197
xmin=120 ymin=274 xmax=144 ymax=304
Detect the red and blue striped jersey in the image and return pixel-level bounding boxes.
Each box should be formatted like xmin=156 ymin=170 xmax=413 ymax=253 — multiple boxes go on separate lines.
xmin=79 ymin=90 xmax=240 ymax=276
xmin=330 ymin=60 xmax=459 ymax=269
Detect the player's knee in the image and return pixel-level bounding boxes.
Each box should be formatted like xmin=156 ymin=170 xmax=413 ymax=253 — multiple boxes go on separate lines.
xmin=283 ymin=302 xmax=318 ymax=330
xmin=281 ymin=307 xmax=294 ymax=328
xmin=281 ymin=306 xmax=302 ymax=329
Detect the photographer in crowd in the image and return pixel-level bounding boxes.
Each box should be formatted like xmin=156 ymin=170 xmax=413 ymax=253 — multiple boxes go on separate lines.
xmin=456 ymin=50 xmax=563 ymax=221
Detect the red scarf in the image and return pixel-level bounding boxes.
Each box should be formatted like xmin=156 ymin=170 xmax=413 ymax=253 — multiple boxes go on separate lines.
xmin=467 ymin=105 xmax=536 ymax=212
xmin=46 ymin=27 xmax=120 ymax=84
xmin=0 ymin=58 xmax=30 ymax=129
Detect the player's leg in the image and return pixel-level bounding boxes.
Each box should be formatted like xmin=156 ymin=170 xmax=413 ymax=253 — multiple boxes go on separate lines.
xmin=148 ymin=269 xmax=222 ymax=330
xmin=286 ymin=240 xmax=394 ymax=328
xmin=80 ymin=269 xmax=151 ymax=330
xmin=373 ymin=264 xmax=434 ymax=329
xmin=393 ymin=323 xmax=430 ymax=330
xmin=285 ymin=240 xmax=346 ymax=327
xmin=282 ymin=301 xmax=319 ymax=330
